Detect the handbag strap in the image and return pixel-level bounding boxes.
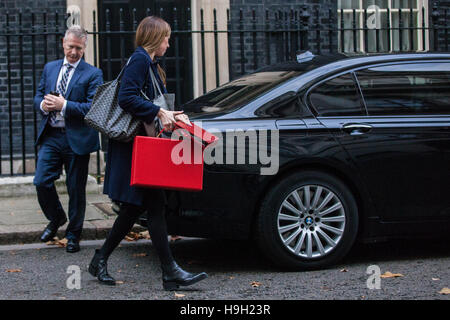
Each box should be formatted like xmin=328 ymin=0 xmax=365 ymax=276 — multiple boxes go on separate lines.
xmin=117 ymin=56 xmax=151 ymax=100
xmin=148 ymin=65 xmax=164 ymax=97
xmin=120 ymin=56 xmax=164 ymax=105
xmin=116 ymin=57 xmax=132 ymax=81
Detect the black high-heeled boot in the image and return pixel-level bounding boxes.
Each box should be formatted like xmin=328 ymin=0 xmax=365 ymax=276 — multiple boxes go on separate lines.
xmin=88 ymin=249 xmax=116 ymax=286
xmin=161 ymin=261 xmax=208 ymax=291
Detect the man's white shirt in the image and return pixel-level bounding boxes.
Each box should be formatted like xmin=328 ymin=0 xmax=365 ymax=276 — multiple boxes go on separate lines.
xmin=40 ymin=57 xmax=82 ymax=127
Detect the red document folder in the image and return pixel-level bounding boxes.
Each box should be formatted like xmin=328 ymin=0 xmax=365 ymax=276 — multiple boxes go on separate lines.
xmin=130 ymin=121 xmax=218 ymax=191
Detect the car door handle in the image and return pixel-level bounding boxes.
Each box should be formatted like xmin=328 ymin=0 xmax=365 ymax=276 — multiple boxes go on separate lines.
xmin=342 ymin=123 xmax=372 ymax=135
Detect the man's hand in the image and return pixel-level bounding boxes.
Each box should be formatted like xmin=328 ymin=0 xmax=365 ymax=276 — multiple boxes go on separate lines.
xmin=41 ymin=100 xmax=52 ymax=113
xmin=44 ymin=94 xmax=66 ymax=111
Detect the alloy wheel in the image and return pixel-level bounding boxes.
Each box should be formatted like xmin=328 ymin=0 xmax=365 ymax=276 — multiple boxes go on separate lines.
xmin=277 ymin=185 xmax=346 ymax=259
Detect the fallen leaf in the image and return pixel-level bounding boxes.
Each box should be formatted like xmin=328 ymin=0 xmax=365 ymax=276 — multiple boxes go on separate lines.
xmin=439 ymin=288 xmax=450 ymax=295
xmin=125 ymin=231 xmax=146 ymax=241
xmin=229 ymin=276 xmax=235 ymax=280
xmin=133 ymin=253 xmax=147 ymax=257
xmin=116 ymin=281 xmax=124 ymax=285
xmin=10 ymin=212 xmax=15 ymax=216
xmin=6 ymin=269 xmax=22 ymax=273
xmin=251 ymin=281 xmax=262 ymax=287
xmin=432 ymin=278 xmax=440 ymax=281
xmin=174 ymin=293 xmax=185 ymax=298
xmin=57 ymin=238 xmax=68 ymax=248
xmin=45 ymin=237 xmax=68 ymax=247
xmin=381 ymin=271 xmax=404 ymax=278
xmin=340 ymin=268 xmax=348 ymax=272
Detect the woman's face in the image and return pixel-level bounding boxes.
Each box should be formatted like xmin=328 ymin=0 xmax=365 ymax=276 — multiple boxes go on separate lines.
xmin=155 ymin=36 xmax=170 ymax=57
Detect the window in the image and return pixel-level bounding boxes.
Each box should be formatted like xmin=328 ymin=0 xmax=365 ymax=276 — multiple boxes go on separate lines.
xmin=356 ymin=63 xmax=450 ymax=115
xmin=255 ymin=92 xmax=305 ymax=118
xmin=309 ymin=73 xmax=365 ymax=117
xmin=338 ymin=0 xmax=429 ymax=53
xmin=181 ymin=71 xmax=302 ymax=115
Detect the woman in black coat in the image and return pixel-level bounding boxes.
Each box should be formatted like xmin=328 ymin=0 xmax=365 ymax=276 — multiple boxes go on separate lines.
xmin=88 ymin=16 xmax=207 ymax=290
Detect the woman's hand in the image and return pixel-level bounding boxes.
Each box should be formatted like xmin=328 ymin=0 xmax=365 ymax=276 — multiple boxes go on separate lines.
xmin=175 ymin=113 xmax=191 ymax=126
xmin=157 ymin=108 xmax=184 ymax=131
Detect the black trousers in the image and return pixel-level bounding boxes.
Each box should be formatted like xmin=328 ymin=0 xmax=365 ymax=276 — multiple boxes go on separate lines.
xmin=99 ymin=189 xmax=174 ymax=265
xmin=33 ymin=128 xmax=90 ymax=240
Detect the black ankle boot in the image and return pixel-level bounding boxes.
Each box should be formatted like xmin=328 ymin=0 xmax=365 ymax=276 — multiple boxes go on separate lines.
xmin=161 ymin=261 xmax=208 ymax=291
xmin=88 ymin=249 xmax=116 ymax=286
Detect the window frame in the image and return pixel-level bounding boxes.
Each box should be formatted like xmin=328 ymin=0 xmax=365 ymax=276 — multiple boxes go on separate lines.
xmin=337 ymin=0 xmax=429 ymax=53
xmin=305 ymin=71 xmax=368 ymax=118
xmin=354 ymin=61 xmax=450 ymax=116
xmin=254 ymin=91 xmax=308 ymax=118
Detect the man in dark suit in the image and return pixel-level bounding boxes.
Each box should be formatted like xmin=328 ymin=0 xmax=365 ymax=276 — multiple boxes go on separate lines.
xmin=33 ymin=25 xmax=103 ymax=253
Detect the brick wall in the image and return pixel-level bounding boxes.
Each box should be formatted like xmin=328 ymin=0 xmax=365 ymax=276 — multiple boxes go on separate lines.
xmin=229 ymin=0 xmax=337 ymax=77
xmin=0 ymin=0 xmax=66 ymax=169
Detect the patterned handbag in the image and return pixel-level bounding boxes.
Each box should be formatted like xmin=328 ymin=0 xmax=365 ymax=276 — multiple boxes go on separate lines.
xmin=84 ymin=58 xmax=143 ymax=142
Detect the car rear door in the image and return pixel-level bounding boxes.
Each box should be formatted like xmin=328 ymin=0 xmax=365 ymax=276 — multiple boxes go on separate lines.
xmin=313 ymin=61 xmax=450 ymax=222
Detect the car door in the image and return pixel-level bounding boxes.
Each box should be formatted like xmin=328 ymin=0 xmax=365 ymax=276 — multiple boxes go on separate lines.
xmin=312 ymin=62 xmax=450 ymax=222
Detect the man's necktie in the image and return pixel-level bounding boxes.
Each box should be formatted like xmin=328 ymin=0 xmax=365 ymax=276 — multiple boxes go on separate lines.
xmin=49 ymin=63 xmax=73 ymax=126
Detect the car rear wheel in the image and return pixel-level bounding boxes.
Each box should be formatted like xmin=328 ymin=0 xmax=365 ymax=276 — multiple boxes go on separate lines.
xmin=256 ymin=170 xmax=359 ymax=270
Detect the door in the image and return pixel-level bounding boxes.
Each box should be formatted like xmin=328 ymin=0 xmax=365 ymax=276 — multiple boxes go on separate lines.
xmin=97 ymin=0 xmax=193 ymax=104
xmin=313 ymin=62 xmax=450 ymax=222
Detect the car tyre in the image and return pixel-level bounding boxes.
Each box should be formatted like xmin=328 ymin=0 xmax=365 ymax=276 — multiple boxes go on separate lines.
xmin=256 ymin=170 xmax=359 ymax=270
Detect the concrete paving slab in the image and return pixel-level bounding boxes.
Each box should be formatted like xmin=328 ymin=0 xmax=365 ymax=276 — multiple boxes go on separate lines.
xmin=0 ymin=210 xmax=48 ymax=225
xmin=0 ymin=207 xmax=106 ymax=226
xmin=0 ymin=184 xmax=141 ymax=245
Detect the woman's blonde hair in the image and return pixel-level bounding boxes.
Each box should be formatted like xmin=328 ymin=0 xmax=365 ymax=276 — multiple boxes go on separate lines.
xmin=135 ymin=16 xmax=171 ymax=85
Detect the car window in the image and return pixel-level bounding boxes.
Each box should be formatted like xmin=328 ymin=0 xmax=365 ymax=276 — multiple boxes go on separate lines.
xmin=356 ymin=62 xmax=450 ymax=115
xmin=181 ymin=71 xmax=302 ymax=115
xmin=255 ymin=91 xmax=305 ymax=117
xmin=308 ymin=73 xmax=365 ymax=117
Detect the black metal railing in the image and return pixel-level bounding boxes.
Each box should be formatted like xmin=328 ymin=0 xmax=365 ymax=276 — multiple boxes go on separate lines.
xmin=0 ymin=4 xmax=448 ymax=181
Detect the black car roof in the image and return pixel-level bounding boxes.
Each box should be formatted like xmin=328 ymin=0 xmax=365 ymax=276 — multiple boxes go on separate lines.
xmin=255 ymin=52 xmax=450 ymax=74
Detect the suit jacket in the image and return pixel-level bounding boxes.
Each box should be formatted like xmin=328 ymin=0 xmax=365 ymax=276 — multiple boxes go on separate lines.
xmin=103 ymin=46 xmax=168 ymax=207
xmin=33 ymin=59 xmax=103 ymax=155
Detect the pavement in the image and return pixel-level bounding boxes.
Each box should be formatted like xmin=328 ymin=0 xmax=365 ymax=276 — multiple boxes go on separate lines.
xmin=0 ymin=175 xmax=145 ymax=245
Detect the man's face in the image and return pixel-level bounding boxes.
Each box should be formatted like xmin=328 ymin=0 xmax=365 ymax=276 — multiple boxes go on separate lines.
xmin=63 ymin=34 xmax=86 ymax=64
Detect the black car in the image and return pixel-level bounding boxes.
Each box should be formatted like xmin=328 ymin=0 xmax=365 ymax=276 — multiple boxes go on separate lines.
xmin=139 ymin=52 xmax=450 ymax=270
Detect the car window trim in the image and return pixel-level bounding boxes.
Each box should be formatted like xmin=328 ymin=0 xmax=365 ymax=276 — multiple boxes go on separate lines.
xmin=305 ymin=70 xmax=367 ymax=117
xmin=253 ymin=91 xmax=307 ymax=119
xmin=340 ymin=59 xmax=450 ymax=75
xmin=247 ymin=59 xmax=450 ymax=119
xmin=244 ymin=76 xmax=306 ymax=118
xmin=354 ymin=61 xmax=450 ymax=117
